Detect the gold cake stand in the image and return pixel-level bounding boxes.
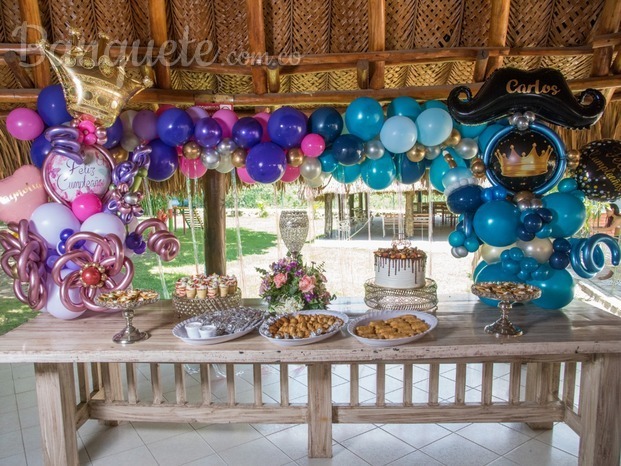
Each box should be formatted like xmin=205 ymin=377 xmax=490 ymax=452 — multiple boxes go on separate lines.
xmin=96 ymin=290 xmax=159 ymax=344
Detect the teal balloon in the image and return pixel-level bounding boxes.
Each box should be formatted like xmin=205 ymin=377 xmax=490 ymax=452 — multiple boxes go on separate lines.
xmin=558 ymin=178 xmax=578 ymax=193
xmin=477 ymin=124 xmax=504 ymax=152
xmin=422 ymin=100 xmax=448 ymax=111
xmin=319 ymin=149 xmax=338 ymax=173
xmin=360 ymin=153 xmax=396 ymax=190
xmin=398 ymin=154 xmax=426 ymax=184
xmin=464 ymin=236 xmax=480 ymax=253
xmin=473 ymin=200 xmax=520 ymax=247
xmin=416 ymin=108 xmax=453 ymax=147
xmin=543 ymin=192 xmax=586 ymax=238
xmin=429 ymin=153 xmax=467 ymax=192
xmin=332 ymin=163 xmax=361 ymax=184
xmin=448 ymin=230 xmax=466 ymax=247
xmin=475 ymin=262 xmax=523 ymax=306
xmin=387 ymin=96 xmax=422 ymax=121
xmin=455 ymin=121 xmax=487 ymax=139
xmin=473 ymin=260 xmax=488 ymax=282
xmin=528 ymin=268 xmax=574 ymax=309
xmin=345 ymin=97 xmax=385 ymax=142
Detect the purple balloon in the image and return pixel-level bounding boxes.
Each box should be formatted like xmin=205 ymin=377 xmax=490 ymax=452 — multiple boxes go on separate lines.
xmin=156 ymin=108 xmax=194 ymax=147
xmin=232 ymin=117 xmax=263 ymax=149
xmin=267 ymin=107 xmax=307 ymax=149
xmin=186 ymin=106 xmax=210 ymax=123
xmin=132 ymin=110 xmax=159 ymax=142
xmin=104 ymin=118 xmax=123 ymax=148
xmin=246 ymin=142 xmax=286 ymax=183
xmin=147 ymin=139 xmax=179 ymax=181
xmin=194 ymin=117 xmax=222 ymax=148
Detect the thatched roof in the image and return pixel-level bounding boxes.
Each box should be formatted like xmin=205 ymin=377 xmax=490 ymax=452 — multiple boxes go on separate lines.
xmin=0 ymin=0 xmax=620 ymax=194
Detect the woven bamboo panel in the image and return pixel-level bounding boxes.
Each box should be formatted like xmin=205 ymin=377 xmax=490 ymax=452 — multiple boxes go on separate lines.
xmin=216 ymin=75 xmax=252 ymax=95
xmin=93 ymin=0 xmax=136 ymax=43
xmin=1 ymin=0 xmax=23 ymax=43
xmin=293 ymin=1 xmax=330 ymax=54
xmin=385 ymin=0 xmax=416 ymax=50
xmin=547 ymin=0 xmax=603 ymax=46
xmin=447 ymin=61 xmax=475 ymax=85
xmin=129 ymin=0 xmax=151 ymax=43
xmin=48 ymin=0 xmax=97 ymax=42
xmin=330 ymin=0 xmax=368 ymax=53
xmin=504 ymin=0 xmax=554 ymax=71
xmin=264 ymin=0 xmax=292 ymax=55
xmin=290 ymin=73 xmax=328 ymax=93
xmin=0 ymin=123 xmax=32 ymax=178
xmin=170 ymin=0 xmax=215 ymax=60
xmin=328 ymin=70 xmax=359 ymax=91
xmin=460 ymin=0 xmax=491 ymax=47
xmin=541 ymin=55 xmax=593 ymax=80
xmin=384 ymin=66 xmax=408 ymax=89
xmin=406 ymin=63 xmax=452 ymax=87
xmin=213 ymin=0 xmax=249 ymax=60
xmin=414 ymin=0 xmax=463 ymax=48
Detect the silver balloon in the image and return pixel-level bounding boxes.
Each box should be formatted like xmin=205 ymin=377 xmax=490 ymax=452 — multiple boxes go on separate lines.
xmin=300 ymin=157 xmax=322 ymax=180
xmin=508 ymin=113 xmax=521 ymax=126
xmin=425 ymin=145 xmax=441 ymax=160
xmin=523 ymin=111 xmax=536 ymax=122
xmin=201 ymin=147 xmax=221 ymax=169
xmin=480 ymin=243 xmax=515 ymax=264
xmin=121 ymin=133 xmax=140 ymax=152
xmin=451 ymin=246 xmax=469 ymax=258
xmin=364 ymin=139 xmax=385 ymax=160
xmin=306 ymin=174 xmax=326 ymax=188
xmin=119 ymin=110 xmax=137 ymax=133
xmin=215 ymin=153 xmax=234 ymax=173
xmin=530 ymin=198 xmax=543 ymax=209
xmin=515 ymin=116 xmax=530 ymax=131
xmin=217 ymin=138 xmax=237 ymax=156
xmin=516 ymin=237 xmax=553 ymax=263
xmin=455 ymin=138 xmax=478 ymax=160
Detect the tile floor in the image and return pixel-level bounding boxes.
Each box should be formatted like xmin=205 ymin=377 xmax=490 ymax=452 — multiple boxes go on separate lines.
xmin=0 ymin=361 xmax=610 ymax=466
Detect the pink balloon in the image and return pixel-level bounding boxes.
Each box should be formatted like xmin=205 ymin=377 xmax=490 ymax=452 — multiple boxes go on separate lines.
xmin=254 ymin=112 xmax=271 ymax=142
xmin=301 ymin=133 xmax=325 ymax=157
xmin=213 ymin=109 xmax=238 ymax=139
xmin=179 ymin=156 xmax=207 ymax=179
xmin=237 ymin=166 xmax=255 ymax=184
xmin=6 ymin=108 xmax=44 ymax=141
xmin=0 ymin=165 xmax=48 ymax=224
xmin=281 ymin=165 xmax=300 ymax=183
xmin=71 ymin=193 xmax=103 ymax=222
xmin=186 ymin=106 xmax=210 ymax=123
xmin=155 ymin=104 xmax=175 ymax=116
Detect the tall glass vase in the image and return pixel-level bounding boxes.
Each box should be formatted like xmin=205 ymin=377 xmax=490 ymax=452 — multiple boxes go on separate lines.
xmin=279 ymin=210 xmax=309 ymax=254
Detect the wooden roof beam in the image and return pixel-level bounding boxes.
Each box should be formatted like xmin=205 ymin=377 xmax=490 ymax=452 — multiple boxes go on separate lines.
xmin=148 ymin=0 xmax=171 ymax=89
xmin=484 ymin=0 xmax=511 ymax=78
xmin=591 ymin=0 xmax=621 ymax=77
xmin=246 ymin=0 xmax=267 ymax=95
xmin=17 ymin=0 xmax=50 ymax=87
xmin=368 ymin=0 xmax=385 ymax=89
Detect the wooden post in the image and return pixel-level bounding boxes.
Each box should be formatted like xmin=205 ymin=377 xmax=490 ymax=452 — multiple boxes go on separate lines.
xmin=148 ymin=0 xmax=172 ymax=89
xmin=591 ymin=0 xmax=621 ymax=77
xmin=308 ymin=363 xmax=332 ymax=457
xmin=17 ymin=0 xmax=50 ymax=87
xmin=485 ymin=0 xmax=511 ymax=77
xmin=525 ymin=362 xmax=554 ymax=430
xmin=204 ymin=170 xmax=226 ymax=275
xmin=405 ymin=191 xmax=414 ymax=237
xmin=247 ymin=0 xmax=267 ymax=95
xmin=368 ymin=0 xmax=386 ymax=89
xmin=324 ymin=194 xmax=333 ymax=238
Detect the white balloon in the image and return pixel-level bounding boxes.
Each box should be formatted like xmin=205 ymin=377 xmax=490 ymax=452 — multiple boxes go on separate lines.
xmin=300 ymin=157 xmax=322 ymax=180
xmin=121 ymin=133 xmax=141 ymax=152
xmin=216 ymin=154 xmax=234 ymax=173
xmin=80 ymin=212 xmax=127 ymax=253
xmin=30 ymin=203 xmax=81 ymax=249
xmin=516 ymin=237 xmax=553 ymax=263
xmin=480 ymin=243 xmax=515 ymax=264
xmin=46 ymin=270 xmax=84 ymax=320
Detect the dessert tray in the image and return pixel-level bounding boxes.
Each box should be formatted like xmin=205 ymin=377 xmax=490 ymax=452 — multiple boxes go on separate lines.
xmin=347 ymin=310 xmax=438 ymax=347
xmin=172 ymin=289 xmax=242 ymax=318
xmin=172 ymin=307 xmax=265 ymax=345
xmin=259 ymin=310 xmax=349 ymax=347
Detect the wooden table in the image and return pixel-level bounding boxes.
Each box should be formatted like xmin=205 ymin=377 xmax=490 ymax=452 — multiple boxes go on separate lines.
xmin=0 ymin=298 xmax=620 ymax=465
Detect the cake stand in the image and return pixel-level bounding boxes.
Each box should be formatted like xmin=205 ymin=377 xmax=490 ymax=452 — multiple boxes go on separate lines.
xmin=96 ymin=290 xmax=159 ymax=344
xmin=471 ymin=282 xmax=541 ymax=337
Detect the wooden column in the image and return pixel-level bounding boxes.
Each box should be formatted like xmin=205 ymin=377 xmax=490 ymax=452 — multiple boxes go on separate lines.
xmin=324 ymin=194 xmax=333 ymax=238
xmin=405 ymin=191 xmax=414 ymax=237
xmin=591 ymin=0 xmax=621 ymax=78
xmin=247 ymin=0 xmax=267 ymax=95
xmin=368 ymin=0 xmax=386 ymax=89
xmin=308 ymin=363 xmax=332 ymax=457
xmin=485 ymin=0 xmax=511 ymax=77
xmin=203 ymin=171 xmax=226 ymax=275
xmin=17 ymin=0 xmax=50 ymax=87
xmin=148 ymin=0 xmax=172 ymax=89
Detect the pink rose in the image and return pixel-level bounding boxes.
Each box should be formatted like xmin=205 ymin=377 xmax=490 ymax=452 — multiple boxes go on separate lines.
xmin=273 ymin=273 xmax=287 ymax=289
xmin=299 ymin=275 xmax=316 ymax=293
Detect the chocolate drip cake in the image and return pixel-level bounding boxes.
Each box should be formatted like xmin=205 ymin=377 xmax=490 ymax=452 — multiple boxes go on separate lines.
xmin=373 ymin=246 xmax=427 ymax=289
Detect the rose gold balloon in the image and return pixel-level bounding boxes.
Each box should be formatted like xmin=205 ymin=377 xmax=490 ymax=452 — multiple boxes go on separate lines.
xmin=183 ymin=141 xmax=201 ymax=160
xmin=110 ymin=147 xmax=129 ymax=164
xmin=406 ymin=144 xmax=426 ymax=163
xmin=469 ymin=158 xmax=486 ymax=178
xmin=443 ymin=128 xmax=461 ymax=148
xmin=231 ymin=148 xmax=247 ymax=167
xmin=287 ymin=148 xmax=304 ymax=167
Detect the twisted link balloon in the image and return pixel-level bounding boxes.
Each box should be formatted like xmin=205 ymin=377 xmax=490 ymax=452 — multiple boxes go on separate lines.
xmin=45 ymin=126 xmax=84 ymax=164
xmin=106 ymin=183 xmax=145 ymax=224
xmin=51 ymin=232 xmax=134 ymax=312
xmin=134 ymin=218 xmax=180 ymax=262
xmin=570 ymin=233 xmax=621 ymax=279
xmin=112 ymin=144 xmax=151 ymax=187
xmin=0 ymin=220 xmax=48 ymax=310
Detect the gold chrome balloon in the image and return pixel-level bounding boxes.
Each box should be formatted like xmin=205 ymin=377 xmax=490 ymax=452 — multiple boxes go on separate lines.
xmin=406 ymin=143 xmax=426 ymax=163
xmin=287 ymin=148 xmax=304 ymax=167
xmin=513 ymin=190 xmax=534 ymax=204
xmin=110 ymin=147 xmax=129 ymax=164
xmin=231 ymin=148 xmax=247 ymax=167
xmin=182 ymin=141 xmax=201 ymax=160
xmin=566 ymin=149 xmax=581 ymax=162
xmin=443 ymin=128 xmax=461 ymax=148
xmin=470 ymin=158 xmax=486 ymax=178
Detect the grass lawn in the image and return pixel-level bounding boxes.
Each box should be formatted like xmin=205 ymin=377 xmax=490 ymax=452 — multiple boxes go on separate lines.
xmin=0 ymin=227 xmax=276 ymax=335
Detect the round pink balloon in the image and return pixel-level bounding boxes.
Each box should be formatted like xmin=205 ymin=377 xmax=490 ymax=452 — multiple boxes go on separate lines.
xmin=0 ymin=165 xmax=47 ymax=224
xmin=301 ymin=133 xmax=325 ymax=157
xmin=71 ymin=193 xmax=103 ymax=222
xmin=179 ymin=156 xmax=207 ymax=179
xmin=237 ymin=166 xmax=255 ymax=184
xmin=254 ymin=112 xmax=271 ymax=142
xmin=281 ymin=165 xmax=300 ymax=183
xmin=6 ymin=108 xmax=44 ymax=141
xmin=213 ymin=109 xmax=238 ymax=139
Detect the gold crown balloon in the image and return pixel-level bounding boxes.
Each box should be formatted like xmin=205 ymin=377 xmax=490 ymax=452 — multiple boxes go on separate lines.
xmin=39 ymin=29 xmax=154 ymax=127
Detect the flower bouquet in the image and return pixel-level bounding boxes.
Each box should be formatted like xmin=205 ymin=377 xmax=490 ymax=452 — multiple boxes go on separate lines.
xmin=256 ymin=253 xmax=335 ymax=314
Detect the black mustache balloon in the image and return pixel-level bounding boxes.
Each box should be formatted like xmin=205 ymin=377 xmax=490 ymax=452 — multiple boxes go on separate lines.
xmin=574 ymin=139 xmax=621 ymax=202
xmin=447 ymin=68 xmax=606 ymax=129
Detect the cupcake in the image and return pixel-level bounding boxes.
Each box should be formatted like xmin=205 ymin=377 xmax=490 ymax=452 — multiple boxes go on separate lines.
xmin=196 ymin=284 xmax=207 ymax=299
xmin=185 ymin=285 xmax=197 ymax=299
xmin=228 ymin=276 xmax=237 ymax=294
xmin=219 ymin=282 xmax=229 ymax=297
xmin=175 ymin=280 xmax=186 ymax=298
xmin=207 ymin=285 xmax=218 ymax=299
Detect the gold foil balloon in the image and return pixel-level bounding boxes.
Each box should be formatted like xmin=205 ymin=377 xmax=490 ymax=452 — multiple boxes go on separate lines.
xmin=566 ymin=149 xmax=580 ymax=163
xmin=287 ymin=148 xmax=304 ymax=167
xmin=110 ymin=147 xmax=129 ymax=164
xmin=443 ymin=128 xmax=461 ymax=147
xmin=231 ymin=148 xmax=247 ymax=167
xmin=183 ymin=141 xmax=201 ymax=160
xmin=406 ymin=143 xmax=426 ymax=163
xmin=470 ymin=158 xmax=486 ymax=178
xmin=513 ymin=191 xmax=534 ymax=204
xmin=38 ymin=30 xmax=153 ymax=128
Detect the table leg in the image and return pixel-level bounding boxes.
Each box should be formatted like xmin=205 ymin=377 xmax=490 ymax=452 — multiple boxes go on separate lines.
xmin=308 ymin=363 xmax=332 ymax=458
xmin=34 ymin=363 xmax=79 ymax=466
xmin=100 ymin=363 xmax=124 ymax=426
xmin=578 ymin=355 xmax=621 ymax=465
xmin=525 ymin=362 xmax=554 ymax=430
